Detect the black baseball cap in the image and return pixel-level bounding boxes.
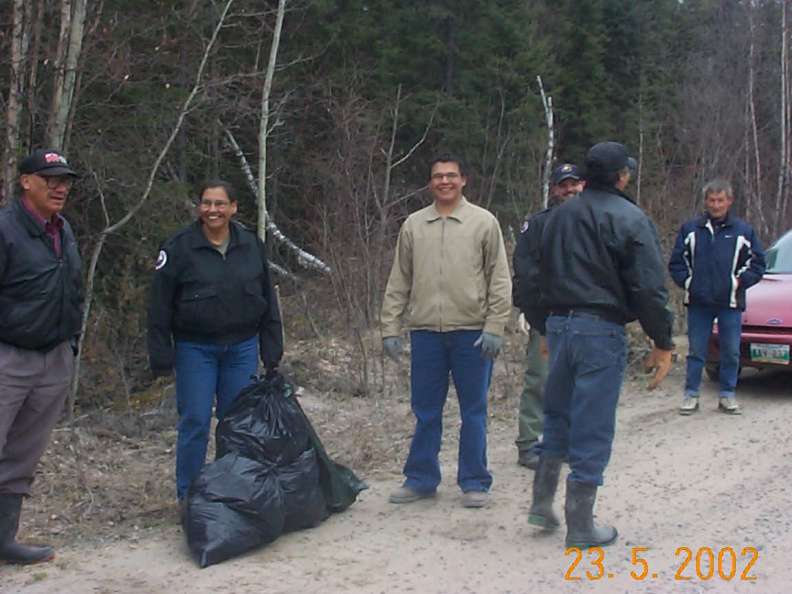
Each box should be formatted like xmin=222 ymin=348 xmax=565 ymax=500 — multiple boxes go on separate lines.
xmin=585 ymin=142 xmax=637 ymax=174
xmin=19 ymin=149 xmax=79 ymax=177
xmin=552 ymin=163 xmax=580 ymax=186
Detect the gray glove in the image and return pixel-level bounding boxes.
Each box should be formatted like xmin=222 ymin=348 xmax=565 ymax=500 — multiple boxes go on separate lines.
xmin=382 ymin=336 xmax=404 ymax=362
xmin=474 ymin=332 xmax=503 ymax=360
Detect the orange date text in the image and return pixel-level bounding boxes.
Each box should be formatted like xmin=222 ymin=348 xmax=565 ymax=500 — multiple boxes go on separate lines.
xmin=564 ymin=546 xmax=758 ymax=581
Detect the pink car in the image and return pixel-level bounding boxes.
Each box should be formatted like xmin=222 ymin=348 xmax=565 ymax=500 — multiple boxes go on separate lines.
xmin=706 ymin=229 xmax=792 ymax=379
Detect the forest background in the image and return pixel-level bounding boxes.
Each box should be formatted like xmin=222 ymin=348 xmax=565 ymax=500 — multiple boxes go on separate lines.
xmin=1 ymin=0 xmax=792 ymax=410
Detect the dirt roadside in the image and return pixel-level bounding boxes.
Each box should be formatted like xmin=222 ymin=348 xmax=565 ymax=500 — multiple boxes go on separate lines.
xmin=2 ymin=344 xmax=791 ymax=594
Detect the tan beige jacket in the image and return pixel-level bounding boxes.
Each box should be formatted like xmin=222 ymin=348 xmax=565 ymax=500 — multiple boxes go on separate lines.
xmin=381 ymin=197 xmax=511 ymax=338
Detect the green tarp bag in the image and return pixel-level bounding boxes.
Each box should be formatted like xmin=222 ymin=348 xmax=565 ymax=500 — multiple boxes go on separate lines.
xmin=278 ymin=374 xmax=368 ymax=512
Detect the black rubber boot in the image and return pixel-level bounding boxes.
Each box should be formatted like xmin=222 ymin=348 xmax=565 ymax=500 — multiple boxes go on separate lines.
xmin=564 ymin=480 xmax=618 ymax=548
xmin=527 ymin=455 xmax=564 ymax=530
xmin=0 ymin=493 xmax=55 ymax=565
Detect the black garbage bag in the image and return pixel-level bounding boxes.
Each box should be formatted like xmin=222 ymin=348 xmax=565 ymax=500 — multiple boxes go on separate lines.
xmin=278 ymin=446 xmax=328 ymax=533
xmin=217 ymin=372 xmax=366 ymax=515
xmin=216 ymin=375 xmax=310 ymax=465
xmin=184 ymin=453 xmax=285 ymax=568
xmin=289 ymin=392 xmax=369 ymax=513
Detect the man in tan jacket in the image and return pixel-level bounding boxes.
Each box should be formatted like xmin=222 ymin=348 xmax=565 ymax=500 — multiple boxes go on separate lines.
xmin=380 ymin=154 xmax=511 ymax=509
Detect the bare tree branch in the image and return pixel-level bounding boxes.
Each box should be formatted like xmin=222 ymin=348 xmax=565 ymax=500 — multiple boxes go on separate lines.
xmin=69 ymin=0 xmax=238 ymax=408
xmin=221 ymin=122 xmax=331 ymax=274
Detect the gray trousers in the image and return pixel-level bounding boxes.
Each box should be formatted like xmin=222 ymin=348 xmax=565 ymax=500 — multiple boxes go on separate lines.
xmin=0 ymin=341 xmax=73 ymax=496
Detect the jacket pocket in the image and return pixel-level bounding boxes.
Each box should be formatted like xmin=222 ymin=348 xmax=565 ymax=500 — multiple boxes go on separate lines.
xmin=179 ymin=285 xmax=219 ymax=331
xmin=243 ymin=280 xmax=268 ymax=323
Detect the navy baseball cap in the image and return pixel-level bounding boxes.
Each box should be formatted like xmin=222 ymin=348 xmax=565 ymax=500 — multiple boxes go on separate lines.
xmin=585 ymin=142 xmax=637 ymax=174
xmin=19 ymin=149 xmax=79 ymax=177
xmin=552 ymin=163 xmax=581 ymax=186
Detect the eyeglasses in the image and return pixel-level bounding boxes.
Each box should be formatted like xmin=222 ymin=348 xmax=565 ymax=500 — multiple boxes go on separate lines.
xmin=431 ymin=172 xmax=461 ymax=181
xmin=199 ymin=200 xmax=233 ymax=209
xmin=36 ymin=175 xmax=74 ymax=190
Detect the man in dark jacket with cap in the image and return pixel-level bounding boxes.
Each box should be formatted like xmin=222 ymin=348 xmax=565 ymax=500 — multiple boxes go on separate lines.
xmin=0 ymin=149 xmax=83 ymax=565
xmin=519 ymin=141 xmax=675 ymax=548
xmin=512 ymin=163 xmax=584 ymax=470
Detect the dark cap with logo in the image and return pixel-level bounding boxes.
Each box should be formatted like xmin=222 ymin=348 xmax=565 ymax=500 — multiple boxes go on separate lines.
xmin=552 ymin=163 xmax=581 ymax=186
xmin=19 ymin=149 xmax=79 ymax=177
xmin=585 ymin=142 xmax=637 ymax=174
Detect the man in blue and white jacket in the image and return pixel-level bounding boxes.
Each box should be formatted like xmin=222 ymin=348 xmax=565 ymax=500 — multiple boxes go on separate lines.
xmin=669 ymin=179 xmax=765 ymax=415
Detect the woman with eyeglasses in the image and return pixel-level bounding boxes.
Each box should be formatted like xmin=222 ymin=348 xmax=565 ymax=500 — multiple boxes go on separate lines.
xmin=146 ymin=180 xmax=283 ymax=511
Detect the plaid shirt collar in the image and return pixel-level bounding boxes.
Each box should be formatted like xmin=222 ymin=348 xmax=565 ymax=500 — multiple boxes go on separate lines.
xmin=20 ymin=196 xmax=65 ymax=232
xmin=20 ymin=196 xmax=64 ymax=257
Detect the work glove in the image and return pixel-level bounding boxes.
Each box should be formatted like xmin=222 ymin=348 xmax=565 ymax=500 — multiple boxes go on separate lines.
xmin=516 ymin=313 xmax=531 ymax=336
xmin=645 ymin=347 xmax=674 ymax=390
xmin=382 ymin=336 xmax=403 ymax=362
xmin=474 ymin=332 xmax=503 ymax=360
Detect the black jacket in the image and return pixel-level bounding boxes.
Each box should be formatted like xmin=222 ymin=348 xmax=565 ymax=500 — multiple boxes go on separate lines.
xmin=0 ymin=200 xmax=84 ymax=352
xmin=147 ymin=220 xmax=284 ymax=375
xmin=512 ymin=206 xmax=554 ymax=333
xmin=522 ymin=183 xmax=674 ymax=350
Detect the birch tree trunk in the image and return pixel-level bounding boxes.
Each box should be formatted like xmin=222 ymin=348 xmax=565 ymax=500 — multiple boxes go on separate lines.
xmin=257 ymin=0 xmax=287 ymax=242
xmin=776 ymin=0 xmax=791 ymax=237
xmin=537 ymin=75 xmax=554 ymax=210
xmin=47 ymin=0 xmax=87 ymax=149
xmin=745 ymin=5 xmax=767 ymax=236
xmin=2 ymin=0 xmax=32 ymax=204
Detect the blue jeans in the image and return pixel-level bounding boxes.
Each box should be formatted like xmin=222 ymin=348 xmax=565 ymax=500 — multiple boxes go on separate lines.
xmin=685 ymin=305 xmax=742 ymax=398
xmin=403 ymin=330 xmax=493 ymax=494
xmin=174 ymin=336 xmax=259 ymax=499
xmin=541 ymin=315 xmax=626 ymax=485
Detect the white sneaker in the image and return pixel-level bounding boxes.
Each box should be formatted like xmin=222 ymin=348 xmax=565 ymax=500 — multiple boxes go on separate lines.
xmin=679 ymin=396 xmax=699 ymax=415
xmin=718 ymin=396 xmax=742 ymax=415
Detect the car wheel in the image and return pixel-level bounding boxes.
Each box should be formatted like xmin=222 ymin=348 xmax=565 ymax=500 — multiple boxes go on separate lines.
xmin=705 ymin=366 xmax=720 ymax=381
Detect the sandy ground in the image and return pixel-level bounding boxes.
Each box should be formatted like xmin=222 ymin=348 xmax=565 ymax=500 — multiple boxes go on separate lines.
xmin=2 ymin=356 xmax=791 ymax=593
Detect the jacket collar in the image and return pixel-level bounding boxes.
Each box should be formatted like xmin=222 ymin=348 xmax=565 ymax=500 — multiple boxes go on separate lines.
xmin=422 ymin=196 xmax=470 ymax=223
xmin=582 ymin=182 xmax=636 ymax=204
xmin=187 ymin=219 xmax=243 ymax=249
xmin=12 ymin=199 xmax=51 ymax=238
xmin=698 ymin=211 xmax=733 ymax=228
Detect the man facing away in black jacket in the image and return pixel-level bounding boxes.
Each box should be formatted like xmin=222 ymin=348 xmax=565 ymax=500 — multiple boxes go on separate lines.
xmin=518 ymin=141 xmax=675 ymax=549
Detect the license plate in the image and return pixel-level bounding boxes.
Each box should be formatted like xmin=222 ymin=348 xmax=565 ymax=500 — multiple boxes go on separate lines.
xmin=749 ymin=343 xmax=791 ymax=365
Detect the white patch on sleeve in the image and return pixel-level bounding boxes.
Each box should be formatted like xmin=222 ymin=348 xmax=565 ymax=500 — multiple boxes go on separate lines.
xmin=155 ymin=250 xmax=168 ymax=270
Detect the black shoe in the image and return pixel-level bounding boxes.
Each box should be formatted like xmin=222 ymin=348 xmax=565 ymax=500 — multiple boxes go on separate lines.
xmin=527 ymin=455 xmax=563 ymax=530
xmin=564 ymin=480 xmax=617 ymax=548
xmin=0 ymin=494 xmax=55 ymax=566
xmin=518 ymin=450 xmax=540 ymax=470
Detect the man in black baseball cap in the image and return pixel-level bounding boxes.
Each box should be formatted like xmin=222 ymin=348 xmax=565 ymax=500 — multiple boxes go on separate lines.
xmin=513 ymin=162 xmax=584 ymax=471
xmin=0 ymin=148 xmax=83 ymax=565
xmin=584 ymin=141 xmax=637 ymax=177
xmin=550 ymin=163 xmax=583 ymax=203
xmin=18 ymin=148 xmax=79 ymax=178
xmin=551 ymin=162 xmax=581 ymax=186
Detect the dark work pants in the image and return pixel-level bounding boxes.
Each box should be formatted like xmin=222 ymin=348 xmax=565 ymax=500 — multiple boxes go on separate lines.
xmin=0 ymin=341 xmax=73 ymax=496
xmin=541 ymin=315 xmax=626 ymax=486
xmin=516 ymin=328 xmax=546 ymax=453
